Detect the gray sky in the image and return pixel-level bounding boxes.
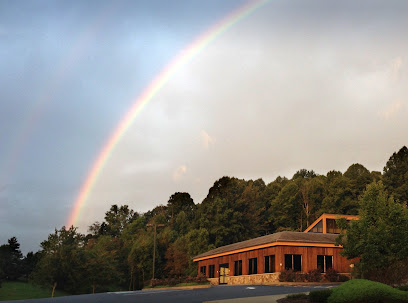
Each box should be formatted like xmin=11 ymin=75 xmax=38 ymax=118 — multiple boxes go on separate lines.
xmin=1 ymin=0 xmax=407 ymax=254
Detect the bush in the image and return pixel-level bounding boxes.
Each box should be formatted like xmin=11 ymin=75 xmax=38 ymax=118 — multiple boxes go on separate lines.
xmin=324 ymin=268 xmax=339 ymax=282
xmin=195 ymin=273 xmax=207 ymax=283
xmin=279 ymin=270 xmax=307 ymax=282
xmin=328 ymin=279 xmax=408 ymax=303
xmin=398 ymin=285 xmax=408 ymax=291
xmin=309 ymin=289 xmax=332 ymax=303
xmin=279 ymin=269 xmax=296 ymax=282
xmin=306 ymin=269 xmax=323 ymax=282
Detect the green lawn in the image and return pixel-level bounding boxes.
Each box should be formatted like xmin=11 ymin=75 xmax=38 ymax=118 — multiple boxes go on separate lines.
xmin=0 ymin=282 xmax=70 ymax=301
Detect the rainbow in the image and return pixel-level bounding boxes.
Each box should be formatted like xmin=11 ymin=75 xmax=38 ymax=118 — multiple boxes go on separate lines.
xmin=66 ymin=0 xmax=270 ymax=228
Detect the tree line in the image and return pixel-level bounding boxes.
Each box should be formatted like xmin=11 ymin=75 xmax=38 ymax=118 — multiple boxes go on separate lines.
xmin=1 ymin=146 xmax=407 ymax=293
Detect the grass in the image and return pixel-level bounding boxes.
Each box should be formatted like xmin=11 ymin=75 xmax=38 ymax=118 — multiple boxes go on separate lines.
xmin=328 ymin=279 xmax=408 ymax=303
xmin=0 ymin=281 xmax=70 ymax=301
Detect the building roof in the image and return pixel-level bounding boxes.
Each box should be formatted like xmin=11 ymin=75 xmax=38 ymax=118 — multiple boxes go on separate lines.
xmin=193 ymin=231 xmax=339 ymax=261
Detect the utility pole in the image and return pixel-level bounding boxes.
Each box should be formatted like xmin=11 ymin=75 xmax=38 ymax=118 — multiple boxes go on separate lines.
xmin=146 ymin=223 xmax=165 ymax=283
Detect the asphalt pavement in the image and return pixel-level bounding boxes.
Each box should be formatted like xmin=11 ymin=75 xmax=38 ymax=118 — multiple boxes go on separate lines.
xmin=2 ymin=284 xmax=336 ymax=303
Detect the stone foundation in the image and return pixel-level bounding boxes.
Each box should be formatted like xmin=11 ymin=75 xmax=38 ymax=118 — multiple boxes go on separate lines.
xmin=207 ymin=273 xmax=280 ymax=286
xmin=229 ymin=273 xmax=280 ymax=285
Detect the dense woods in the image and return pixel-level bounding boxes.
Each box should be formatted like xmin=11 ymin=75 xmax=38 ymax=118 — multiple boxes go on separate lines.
xmin=1 ymin=146 xmax=407 ymax=293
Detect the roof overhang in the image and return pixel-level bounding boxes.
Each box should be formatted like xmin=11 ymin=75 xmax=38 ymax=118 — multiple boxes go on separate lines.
xmin=193 ymin=240 xmax=342 ymax=262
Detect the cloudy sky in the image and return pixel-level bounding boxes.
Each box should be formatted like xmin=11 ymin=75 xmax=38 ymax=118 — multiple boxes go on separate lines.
xmin=1 ymin=0 xmax=407 ymax=253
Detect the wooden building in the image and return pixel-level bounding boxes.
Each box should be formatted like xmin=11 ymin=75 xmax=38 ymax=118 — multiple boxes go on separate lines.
xmin=193 ymin=214 xmax=358 ymax=285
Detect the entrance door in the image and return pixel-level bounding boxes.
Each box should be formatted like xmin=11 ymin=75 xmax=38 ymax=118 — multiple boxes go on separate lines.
xmin=219 ymin=263 xmax=229 ymax=285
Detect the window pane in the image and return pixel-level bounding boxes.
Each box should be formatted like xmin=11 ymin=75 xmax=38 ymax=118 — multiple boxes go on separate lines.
xmin=284 ymin=254 xmax=292 ymax=270
xmin=293 ymin=254 xmax=302 ymax=271
xmin=249 ymin=258 xmax=257 ymax=274
xmin=310 ymin=220 xmax=323 ymax=233
xmin=209 ymin=265 xmax=215 ymax=278
xmin=326 ymin=256 xmax=333 ymax=270
xmin=264 ymin=256 xmax=270 ymax=273
xmin=234 ymin=260 xmax=242 ymax=276
xmin=317 ymin=255 xmax=324 ymax=272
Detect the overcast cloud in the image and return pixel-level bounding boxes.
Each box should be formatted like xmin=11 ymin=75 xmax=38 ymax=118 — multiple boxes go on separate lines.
xmin=1 ymin=0 xmax=407 ymax=253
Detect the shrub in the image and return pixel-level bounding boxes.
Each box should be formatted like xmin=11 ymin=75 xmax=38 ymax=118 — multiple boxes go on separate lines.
xmin=279 ymin=269 xmax=296 ymax=282
xmin=328 ymin=279 xmax=408 ymax=303
xmin=309 ymin=289 xmax=332 ymax=303
xmin=324 ymin=268 xmax=339 ymax=282
xmin=294 ymin=272 xmax=306 ymax=282
xmin=307 ymin=269 xmax=323 ymax=282
xmin=398 ymin=285 xmax=408 ymax=291
xmin=195 ymin=273 xmax=207 ymax=283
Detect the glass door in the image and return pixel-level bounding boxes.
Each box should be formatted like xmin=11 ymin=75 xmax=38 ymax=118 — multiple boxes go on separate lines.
xmin=219 ymin=263 xmax=230 ymax=284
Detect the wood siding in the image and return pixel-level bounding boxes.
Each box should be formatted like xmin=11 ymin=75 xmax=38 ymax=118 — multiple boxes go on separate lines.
xmin=197 ymin=245 xmax=353 ymax=279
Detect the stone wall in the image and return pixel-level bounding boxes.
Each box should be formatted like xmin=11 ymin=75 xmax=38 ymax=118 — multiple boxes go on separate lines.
xmin=229 ymin=273 xmax=280 ymax=285
xmin=207 ymin=273 xmax=280 ymax=286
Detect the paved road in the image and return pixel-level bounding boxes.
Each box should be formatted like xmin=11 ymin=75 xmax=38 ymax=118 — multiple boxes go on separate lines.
xmin=4 ymin=285 xmax=336 ymax=303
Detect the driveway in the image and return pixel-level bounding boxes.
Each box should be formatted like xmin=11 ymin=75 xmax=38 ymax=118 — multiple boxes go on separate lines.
xmin=3 ymin=284 xmax=337 ymax=303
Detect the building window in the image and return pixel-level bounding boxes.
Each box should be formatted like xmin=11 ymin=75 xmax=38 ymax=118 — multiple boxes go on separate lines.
xmin=309 ymin=220 xmax=323 ymax=233
xmin=248 ymin=258 xmax=257 ymax=275
xmin=317 ymin=255 xmax=333 ymax=272
xmin=326 ymin=219 xmax=341 ymax=234
xmin=264 ymin=255 xmax=275 ymax=273
xmin=200 ymin=266 xmax=206 ymax=276
xmin=234 ymin=260 xmax=242 ymax=276
xmin=209 ymin=265 xmax=215 ymax=278
xmin=284 ymin=254 xmax=302 ymax=271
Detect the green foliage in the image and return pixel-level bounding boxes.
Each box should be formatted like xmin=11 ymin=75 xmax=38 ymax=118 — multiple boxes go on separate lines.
xmin=85 ymin=236 xmax=124 ymax=293
xmin=103 ymin=205 xmax=137 ymax=237
xmin=31 ymin=226 xmax=88 ymax=294
xmin=309 ymin=289 xmax=332 ymax=303
xmin=328 ymin=279 xmax=408 ymax=303
xmin=336 ymin=182 xmax=408 ymax=285
xmin=0 ymin=237 xmax=24 ymax=281
xmin=383 ymin=146 xmax=408 ymax=206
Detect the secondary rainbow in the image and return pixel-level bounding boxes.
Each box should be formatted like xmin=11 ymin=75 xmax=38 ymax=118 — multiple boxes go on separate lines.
xmin=66 ymin=0 xmax=270 ymax=228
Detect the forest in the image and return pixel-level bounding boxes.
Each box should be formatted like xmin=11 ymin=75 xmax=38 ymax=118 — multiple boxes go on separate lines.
xmin=0 ymin=146 xmax=407 ymax=294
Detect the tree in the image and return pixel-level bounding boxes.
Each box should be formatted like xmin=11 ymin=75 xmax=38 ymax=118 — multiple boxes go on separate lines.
xmin=336 ymin=182 xmax=408 ymax=285
xmin=85 ymin=236 xmax=124 ymax=293
xmin=344 ymin=163 xmax=373 ymax=200
xmin=269 ymin=182 xmax=301 ymax=231
xmin=167 ymin=192 xmax=196 ymax=223
xmin=0 ymin=237 xmax=23 ymax=281
xmin=164 ymin=237 xmax=190 ymax=277
xmin=104 ymin=205 xmax=137 ymax=237
xmin=322 ymin=172 xmax=356 ymax=215
xmin=292 ymin=169 xmax=317 ymax=180
xmin=383 ymin=146 xmax=408 ymax=206
xmin=31 ymin=227 xmax=88 ymax=294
